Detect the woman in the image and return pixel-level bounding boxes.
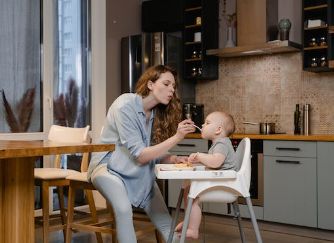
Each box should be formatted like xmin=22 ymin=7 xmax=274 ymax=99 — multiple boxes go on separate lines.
xmin=87 ymin=65 xmax=195 ymax=242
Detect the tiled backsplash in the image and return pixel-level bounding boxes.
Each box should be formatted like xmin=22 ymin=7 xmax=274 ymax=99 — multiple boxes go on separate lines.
xmin=196 ymin=52 xmax=334 ymax=135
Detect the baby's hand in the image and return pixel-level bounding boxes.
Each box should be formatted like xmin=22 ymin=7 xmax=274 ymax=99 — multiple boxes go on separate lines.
xmin=188 ymin=152 xmax=199 ymax=164
xmin=174 ymin=156 xmax=188 ymax=164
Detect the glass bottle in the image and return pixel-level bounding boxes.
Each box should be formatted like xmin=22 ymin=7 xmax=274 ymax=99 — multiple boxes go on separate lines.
xmin=191 ymin=49 xmax=197 ymax=59
xmin=309 ymin=38 xmax=317 ymax=47
xmin=320 ymin=37 xmax=327 ymax=46
xmin=294 ymin=104 xmax=301 ymax=134
xmin=310 ymin=58 xmax=318 ymax=67
xmin=190 ymin=67 xmax=198 ymax=77
xmin=320 ymin=56 xmax=327 ymax=67
xmin=198 ymin=50 xmax=202 ymax=59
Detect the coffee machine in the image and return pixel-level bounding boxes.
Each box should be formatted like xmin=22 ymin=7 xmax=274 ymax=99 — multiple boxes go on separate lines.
xmin=182 ymin=103 xmax=204 ymax=132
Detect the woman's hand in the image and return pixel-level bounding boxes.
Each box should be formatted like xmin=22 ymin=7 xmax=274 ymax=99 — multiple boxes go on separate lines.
xmin=175 ymin=119 xmax=196 ymax=141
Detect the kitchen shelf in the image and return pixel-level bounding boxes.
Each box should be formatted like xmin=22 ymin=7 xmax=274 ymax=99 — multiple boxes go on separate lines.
xmin=304 ymin=46 xmax=327 ymax=50
xmin=206 ymin=41 xmax=301 ymax=58
xmin=185 ymin=41 xmax=202 ymax=45
xmin=302 ymin=0 xmax=334 ymax=72
xmin=304 ymin=4 xmax=327 ymax=11
xmin=186 ymin=24 xmax=201 ymax=29
xmin=185 ymin=58 xmax=202 ymax=62
xmin=185 ymin=6 xmax=202 ymax=12
xmin=303 ymin=66 xmax=333 ymax=72
xmin=183 ymin=0 xmax=218 ymax=80
xmin=304 ymin=26 xmax=327 ymax=31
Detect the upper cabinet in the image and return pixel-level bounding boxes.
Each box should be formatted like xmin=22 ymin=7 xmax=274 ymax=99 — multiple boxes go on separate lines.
xmin=302 ymin=0 xmax=334 ymax=72
xmin=183 ymin=0 xmax=218 ymax=80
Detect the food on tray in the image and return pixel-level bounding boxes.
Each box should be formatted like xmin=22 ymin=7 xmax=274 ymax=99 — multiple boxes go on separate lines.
xmin=174 ymin=164 xmax=193 ymax=168
xmin=160 ymin=164 xmax=195 ymax=171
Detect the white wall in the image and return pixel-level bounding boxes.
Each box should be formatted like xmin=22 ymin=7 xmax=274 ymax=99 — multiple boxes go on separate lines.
xmin=278 ymin=0 xmax=302 ymax=44
xmin=106 ymin=0 xmax=144 ymax=108
xmin=219 ymin=0 xmax=302 ymax=48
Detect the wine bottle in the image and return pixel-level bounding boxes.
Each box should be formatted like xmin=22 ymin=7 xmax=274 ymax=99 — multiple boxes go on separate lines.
xmin=294 ymin=104 xmax=301 ymax=134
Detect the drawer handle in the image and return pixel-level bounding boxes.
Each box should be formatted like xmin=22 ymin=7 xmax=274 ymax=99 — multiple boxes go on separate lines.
xmin=276 ymin=147 xmax=300 ymax=151
xmin=177 ymin=144 xmax=196 ymax=147
xmin=276 ymin=160 xmax=300 ymax=164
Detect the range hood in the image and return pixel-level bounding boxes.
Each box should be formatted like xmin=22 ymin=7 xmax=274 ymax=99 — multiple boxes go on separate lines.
xmin=206 ymin=40 xmax=301 ymax=58
xmin=207 ymin=0 xmax=302 ymax=58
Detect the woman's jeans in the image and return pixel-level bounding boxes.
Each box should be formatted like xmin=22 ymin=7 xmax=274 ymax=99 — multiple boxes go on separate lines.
xmin=91 ymin=165 xmax=173 ymax=243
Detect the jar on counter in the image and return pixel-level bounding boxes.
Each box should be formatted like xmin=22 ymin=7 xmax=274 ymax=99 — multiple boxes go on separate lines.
xmin=309 ymin=38 xmax=318 ymax=47
xmin=320 ymin=37 xmax=327 ymax=46
xmin=310 ymin=57 xmax=318 ymax=67
xmin=320 ymin=56 xmax=327 ymax=67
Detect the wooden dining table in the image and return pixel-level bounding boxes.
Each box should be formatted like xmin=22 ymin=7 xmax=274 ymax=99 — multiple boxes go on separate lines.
xmin=0 ymin=140 xmax=115 ymax=243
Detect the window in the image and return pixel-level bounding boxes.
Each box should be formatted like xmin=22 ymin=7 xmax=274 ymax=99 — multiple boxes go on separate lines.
xmin=63 ymin=48 xmax=72 ymax=57
xmin=0 ymin=0 xmax=100 ymax=210
xmin=64 ymin=17 xmax=72 ymax=25
xmin=52 ymin=0 xmax=91 ymax=207
xmin=64 ymin=1 xmax=72 ymax=10
xmin=53 ymin=0 xmax=91 ymax=128
xmin=64 ymin=64 xmax=72 ymax=73
xmin=64 ymin=32 xmax=72 ymax=41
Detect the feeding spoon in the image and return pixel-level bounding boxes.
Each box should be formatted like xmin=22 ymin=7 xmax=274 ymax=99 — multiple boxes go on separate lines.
xmin=191 ymin=124 xmax=202 ymax=131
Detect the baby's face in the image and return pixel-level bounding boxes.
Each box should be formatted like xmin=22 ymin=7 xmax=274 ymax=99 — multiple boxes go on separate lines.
xmin=201 ymin=113 xmax=223 ymax=139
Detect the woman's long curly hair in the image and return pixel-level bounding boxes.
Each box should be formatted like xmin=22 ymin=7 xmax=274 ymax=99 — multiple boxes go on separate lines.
xmin=135 ymin=65 xmax=182 ymax=144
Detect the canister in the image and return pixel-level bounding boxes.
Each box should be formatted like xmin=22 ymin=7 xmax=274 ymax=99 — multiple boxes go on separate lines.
xmin=303 ymin=104 xmax=310 ymax=135
xmin=194 ymin=32 xmax=201 ymax=42
xmin=196 ymin=17 xmax=201 ymax=25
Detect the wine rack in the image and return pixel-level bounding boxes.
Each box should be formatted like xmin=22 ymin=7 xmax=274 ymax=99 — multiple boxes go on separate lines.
xmin=183 ymin=0 xmax=218 ymax=80
xmin=302 ymin=0 xmax=334 ymax=72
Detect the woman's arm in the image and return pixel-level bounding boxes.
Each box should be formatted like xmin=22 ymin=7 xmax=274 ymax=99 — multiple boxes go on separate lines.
xmin=137 ymin=120 xmax=195 ymax=164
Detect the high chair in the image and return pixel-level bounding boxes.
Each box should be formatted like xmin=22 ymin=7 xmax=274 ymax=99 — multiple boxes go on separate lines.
xmin=178 ymin=137 xmax=262 ymax=243
xmin=34 ymin=125 xmax=90 ymax=243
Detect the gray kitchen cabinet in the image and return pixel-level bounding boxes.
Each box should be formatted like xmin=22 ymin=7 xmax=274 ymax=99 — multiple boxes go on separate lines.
xmin=263 ymin=140 xmax=317 ymax=227
xmin=317 ymin=142 xmax=334 ymax=230
xmin=167 ymin=138 xmax=209 ymax=210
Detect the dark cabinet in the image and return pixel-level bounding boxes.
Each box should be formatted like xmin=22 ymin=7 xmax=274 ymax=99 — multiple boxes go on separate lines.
xmin=302 ymin=0 xmax=334 ymax=72
xmin=183 ymin=0 xmax=218 ymax=80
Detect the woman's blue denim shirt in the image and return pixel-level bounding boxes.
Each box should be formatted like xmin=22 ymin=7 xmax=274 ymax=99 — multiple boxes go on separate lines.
xmin=87 ymin=93 xmax=165 ymax=208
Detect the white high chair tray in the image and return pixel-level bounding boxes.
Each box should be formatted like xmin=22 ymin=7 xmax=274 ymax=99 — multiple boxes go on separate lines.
xmin=155 ymin=164 xmax=237 ymax=180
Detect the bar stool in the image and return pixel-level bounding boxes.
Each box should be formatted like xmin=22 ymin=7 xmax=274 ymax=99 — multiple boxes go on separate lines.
xmin=65 ymin=123 xmax=162 ymax=242
xmin=65 ymin=160 xmax=162 ymax=243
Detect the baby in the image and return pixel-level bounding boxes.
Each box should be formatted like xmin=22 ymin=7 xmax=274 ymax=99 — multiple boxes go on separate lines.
xmin=175 ymin=111 xmax=237 ymax=239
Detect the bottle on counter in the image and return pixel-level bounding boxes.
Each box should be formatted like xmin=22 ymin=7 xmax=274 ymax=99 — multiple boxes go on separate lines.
xmin=294 ymin=104 xmax=301 ymax=134
xmin=303 ymin=104 xmax=310 ymax=135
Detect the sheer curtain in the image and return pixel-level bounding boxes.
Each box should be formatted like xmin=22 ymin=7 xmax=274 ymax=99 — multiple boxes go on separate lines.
xmin=0 ymin=0 xmax=42 ymax=133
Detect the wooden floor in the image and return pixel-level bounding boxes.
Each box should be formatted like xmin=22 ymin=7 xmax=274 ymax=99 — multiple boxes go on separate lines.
xmin=35 ymin=210 xmax=334 ymax=243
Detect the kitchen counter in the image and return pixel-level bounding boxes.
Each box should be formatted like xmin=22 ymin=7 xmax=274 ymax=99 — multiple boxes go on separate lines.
xmin=186 ymin=133 xmax=334 ymax=141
